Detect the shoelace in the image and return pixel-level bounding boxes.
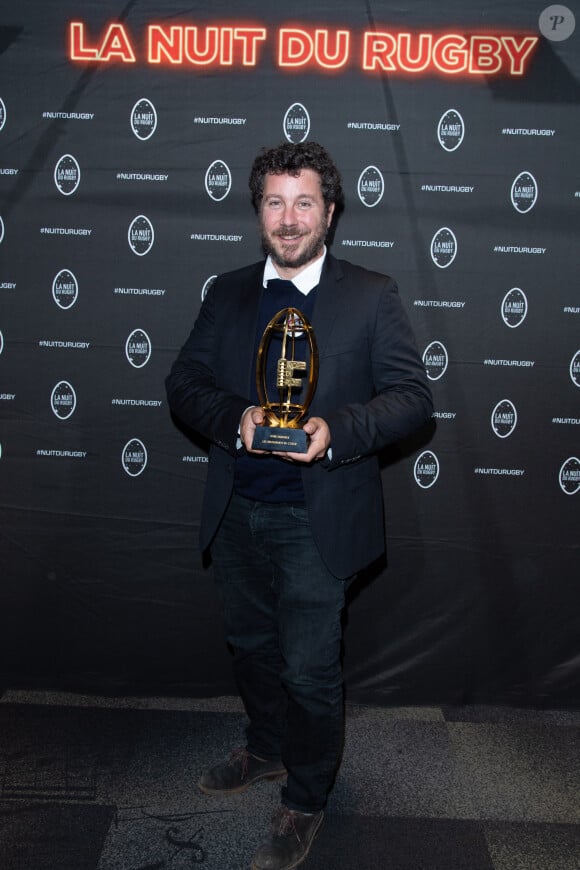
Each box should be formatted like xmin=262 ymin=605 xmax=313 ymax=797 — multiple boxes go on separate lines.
xmin=228 ymin=747 xmax=250 ymax=778
xmin=272 ymin=808 xmax=301 ymax=841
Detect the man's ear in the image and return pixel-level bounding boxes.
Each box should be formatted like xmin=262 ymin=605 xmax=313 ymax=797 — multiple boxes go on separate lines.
xmin=326 ymin=202 xmax=335 ymax=228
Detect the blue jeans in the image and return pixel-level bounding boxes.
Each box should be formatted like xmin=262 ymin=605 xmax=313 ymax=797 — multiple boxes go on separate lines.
xmin=211 ymin=492 xmax=351 ymax=813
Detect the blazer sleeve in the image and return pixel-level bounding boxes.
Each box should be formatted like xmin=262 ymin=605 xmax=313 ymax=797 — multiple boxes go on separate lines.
xmin=165 ymin=284 xmax=250 ymax=455
xmin=322 ymin=277 xmax=433 ymax=466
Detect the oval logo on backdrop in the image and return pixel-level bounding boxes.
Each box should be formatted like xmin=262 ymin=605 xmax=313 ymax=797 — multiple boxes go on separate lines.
xmin=205 ymin=160 xmax=232 ymax=202
xmin=122 ymin=438 xmax=148 ymax=477
xmin=125 ymin=328 xmax=152 ymax=368
xmin=414 ymin=450 xmax=440 ymax=489
xmin=52 ymin=269 xmax=79 ymax=309
xmin=511 ymin=171 xmax=538 ymax=213
xmin=131 ymin=98 xmax=157 ymax=140
xmin=201 ymin=274 xmax=217 ymax=302
xmin=423 ymin=341 xmax=448 ymax=381
xmin=54 ymin=154 xmax=81 ymax=196
xmin=430 ymin=227 xmax=457 ymax=268
xmin=0 ymin=97 xmax=6 ymax=131
xmin=128 ymin=215 xmax=154 ymax=256
xmin=51 ymin=380 xmax=76 ymax=420
xmin=0 ymin=330 xmax=3 ymax=355
xmin=0 ymin=215 xmax=4 ymax=244
xmin=559 ymin=456 xmax=580 ymax=495
xmin=437 ymin=108 xmax=465 ymax=152
xmin=357 ymin=166 xmax=384 ymax=207
xmin=491 ymin=399 xmax=517 ymax=438
xmin=501 ymin=287 xmax=528 ymax=328
xmin=570 ymin=350 xmax=580 ymax=387
xmin=283 ymin=102 xmax=310 ymax=143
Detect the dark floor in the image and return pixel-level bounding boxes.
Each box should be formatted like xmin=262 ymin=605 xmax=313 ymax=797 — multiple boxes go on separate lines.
xmin=0 ymin=691 xmax=579 ymax=869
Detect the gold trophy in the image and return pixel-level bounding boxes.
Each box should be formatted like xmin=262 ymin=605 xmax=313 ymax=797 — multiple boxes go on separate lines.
xmin=251 ymin=307 xmax=318 ymax=453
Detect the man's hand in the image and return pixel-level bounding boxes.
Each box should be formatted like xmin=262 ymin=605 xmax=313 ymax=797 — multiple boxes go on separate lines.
xmin=274 ymin=416 xmax=331 ymax=463
xmin=240 ymin=405 xmax=267 ymax=453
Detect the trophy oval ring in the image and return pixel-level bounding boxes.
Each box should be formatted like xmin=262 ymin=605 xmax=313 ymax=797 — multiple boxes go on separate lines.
xmin=251 ymin=307 xmax=319 ymax=453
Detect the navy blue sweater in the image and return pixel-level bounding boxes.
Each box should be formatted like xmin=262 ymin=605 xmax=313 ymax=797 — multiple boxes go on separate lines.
xmin=234 ymin=279 xmax=317 ymax=503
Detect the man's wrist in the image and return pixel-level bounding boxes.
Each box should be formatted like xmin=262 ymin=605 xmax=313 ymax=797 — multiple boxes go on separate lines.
xmin=237 ymin=405 xmax=257 ymax=450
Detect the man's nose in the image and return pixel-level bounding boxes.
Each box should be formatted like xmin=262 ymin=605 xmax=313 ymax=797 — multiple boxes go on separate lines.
xmin=280 ymin=205 xmax=298 ymax=225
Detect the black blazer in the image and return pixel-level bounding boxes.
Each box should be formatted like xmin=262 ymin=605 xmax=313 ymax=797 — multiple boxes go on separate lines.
xmin=166 ymin=254 xmax=433 ymax=578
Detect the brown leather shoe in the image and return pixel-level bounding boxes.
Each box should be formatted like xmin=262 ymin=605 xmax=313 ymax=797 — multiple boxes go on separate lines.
xmin=198 ymin=747 xmax=286 ymax=795
xmin=251 ymin=806 xmax=324 ymax=869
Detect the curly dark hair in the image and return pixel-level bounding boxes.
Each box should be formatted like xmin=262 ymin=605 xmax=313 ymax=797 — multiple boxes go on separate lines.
xmin=248 ymin=141 xmax=344 ymax=215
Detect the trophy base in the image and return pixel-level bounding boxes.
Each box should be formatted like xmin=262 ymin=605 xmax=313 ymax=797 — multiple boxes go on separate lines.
xmin=252 ymin=425 xmax=308 ymax=453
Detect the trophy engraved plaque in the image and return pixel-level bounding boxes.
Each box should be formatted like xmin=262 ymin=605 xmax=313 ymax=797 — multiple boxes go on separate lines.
xmin=251 ymin=307 xmax=318 ymax=453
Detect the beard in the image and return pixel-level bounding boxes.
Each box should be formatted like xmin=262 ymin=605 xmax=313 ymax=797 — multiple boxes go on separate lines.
xmin=260 ymin=214 xmax=329 ymax=271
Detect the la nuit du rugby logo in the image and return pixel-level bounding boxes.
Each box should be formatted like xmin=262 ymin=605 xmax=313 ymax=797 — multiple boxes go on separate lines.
xmin=570 ymin=350 xmax=580 ymax=388
xmin=128 ymin=215 xmax=154 ymax=256
xmin=125 ymin=329 xmax=152 ymax=368
xmin=559 ymin=457 xmax=580 ymax=495
xmin=414 ymin=450 xmax=440 ymax=489
xmin=430 ymin=227 xmax=457 ymax=268
xmin=201 ymin=275 xmax=217 ymax=302
xmin=205 ymin=160 xmax=231 ymax=202
xmin=357 ymin=166 xmax=384 ymax=207
xmin=511 ymin=171 xmax=538 ymax=213
xmin=122 ymin=438 xmax=148 ymax=477
xmin=52 ymin=269 xmax=79 ymax=309
xmin=423 ymin=341 xmax=448 ymax=381
xmin=283 ymin=103 xmax=310 ymax=143
xmin=501 ymin=288 xmax=528 ymax=328
xmin=131 ymin=98 xmax=157 ymax=140
xmin=437 ymin=109 xmax=465 ymax=152
xmin=491 ymin=399 xmax=517 ymax=438
xmin=0 ymin=97 xmax=6 ymax=131
xmin=51 ymin=381 xmax=76 ymax=420
xmin=54 ymin=154 xmax=81 ymax=195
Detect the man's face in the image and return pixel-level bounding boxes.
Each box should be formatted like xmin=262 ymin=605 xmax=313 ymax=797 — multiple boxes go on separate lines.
xmin=259 ymin=169 xmax=335 ymax=278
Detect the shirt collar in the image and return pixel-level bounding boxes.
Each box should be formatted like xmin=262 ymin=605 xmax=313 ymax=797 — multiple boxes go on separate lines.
xmin=262 ymin=247 xmax=327 ymax=295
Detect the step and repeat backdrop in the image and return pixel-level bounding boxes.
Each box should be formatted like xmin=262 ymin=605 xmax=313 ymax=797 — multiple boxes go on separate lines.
xmin=0 ymin=1 xmax=579 ymax=705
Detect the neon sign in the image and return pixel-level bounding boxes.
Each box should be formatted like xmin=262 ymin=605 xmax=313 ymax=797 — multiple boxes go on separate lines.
xmin=68 ymin=22 xmax=539 ymax=77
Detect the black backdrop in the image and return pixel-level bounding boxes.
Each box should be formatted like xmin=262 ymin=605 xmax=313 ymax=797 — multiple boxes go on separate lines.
xmin=1 ymin=1 xmax=579 ymax=707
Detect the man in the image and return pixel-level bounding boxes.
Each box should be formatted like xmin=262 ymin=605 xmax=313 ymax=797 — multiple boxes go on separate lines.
xmin=166 ymin=142 xmax=432 ymax=869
